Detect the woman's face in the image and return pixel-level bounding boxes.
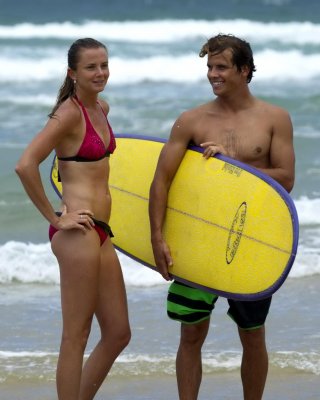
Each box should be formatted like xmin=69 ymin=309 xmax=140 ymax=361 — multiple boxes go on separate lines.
xmin=71 ymin=46 xmax=109 ymax=94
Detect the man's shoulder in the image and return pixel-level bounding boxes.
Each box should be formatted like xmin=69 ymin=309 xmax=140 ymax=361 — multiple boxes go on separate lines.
xmin=254 ymin=98 xmax=292 ymax=133
xmin=256 ymin=98 xmax=289 ymax=116
xmin=170 ymin=102 xmax=213 ymax=143
xmin=178 ymin=102 xmax=212 ymax=121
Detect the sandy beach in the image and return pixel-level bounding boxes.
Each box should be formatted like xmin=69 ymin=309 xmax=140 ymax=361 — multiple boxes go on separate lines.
xmin=1 ymin=369 xmax=319 ymax=400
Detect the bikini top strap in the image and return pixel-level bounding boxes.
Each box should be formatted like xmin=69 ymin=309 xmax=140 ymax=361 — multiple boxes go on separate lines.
xmin=73 ymin=95 xmax=90 ymax=123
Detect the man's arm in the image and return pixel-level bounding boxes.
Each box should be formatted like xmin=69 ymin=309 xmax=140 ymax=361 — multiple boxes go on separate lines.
xmin=259 ymin=107 xmax=295 ymax=192
xmin=149 ymin=115 xmax=192 ymax=280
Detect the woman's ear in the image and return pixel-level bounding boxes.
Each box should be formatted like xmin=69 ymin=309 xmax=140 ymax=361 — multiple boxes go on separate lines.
xmin=67 ymin=68 xmax=76 ymax=81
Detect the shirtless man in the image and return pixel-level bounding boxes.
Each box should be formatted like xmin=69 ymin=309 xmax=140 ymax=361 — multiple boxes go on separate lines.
xmin=149 ymin=34 xmax=295 ymax=400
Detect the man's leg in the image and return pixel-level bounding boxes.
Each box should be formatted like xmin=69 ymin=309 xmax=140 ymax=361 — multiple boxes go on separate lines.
xmin=238 ymin=326 xmax=268 ymax=400
xmin=176 ymin=319 xmax=210 ymax=400
xmin=167 ymin=281 xmax=217 ymax=400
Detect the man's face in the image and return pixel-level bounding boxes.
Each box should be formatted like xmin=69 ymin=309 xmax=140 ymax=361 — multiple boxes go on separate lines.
xmin=207 ymin=49 xmax=247 ymax=96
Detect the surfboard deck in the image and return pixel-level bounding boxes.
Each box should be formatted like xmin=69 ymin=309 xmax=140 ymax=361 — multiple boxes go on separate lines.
xmin=50 ymin=134 xmax=299 ymax=300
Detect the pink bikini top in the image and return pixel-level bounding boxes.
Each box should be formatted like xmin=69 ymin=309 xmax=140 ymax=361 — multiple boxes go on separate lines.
xmin=58 ymin=96 xmax=116 ymax=162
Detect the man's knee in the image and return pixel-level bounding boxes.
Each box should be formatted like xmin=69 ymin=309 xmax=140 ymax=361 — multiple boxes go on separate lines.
xmin=238 ymin=325 xmax=266 ymax=351
xmin=180 ymin=319 xmax=210 ymax=348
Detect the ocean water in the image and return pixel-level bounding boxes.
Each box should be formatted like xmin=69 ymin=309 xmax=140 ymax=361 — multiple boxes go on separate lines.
xmin=0 ymin=0 xmax=320 ymax=399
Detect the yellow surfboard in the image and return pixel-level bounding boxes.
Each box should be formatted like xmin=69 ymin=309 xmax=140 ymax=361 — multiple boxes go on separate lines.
xmin=50 ymin=134 xmax=299 ymax=300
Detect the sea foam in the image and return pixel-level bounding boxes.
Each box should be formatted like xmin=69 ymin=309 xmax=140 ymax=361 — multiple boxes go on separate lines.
xmin=1 ymin=19 xmax=320 ymax=85
xmin=0 ymin=19 xmax=320 ymax=44
xmin=0 ymin=49 xmax=320 ymax=84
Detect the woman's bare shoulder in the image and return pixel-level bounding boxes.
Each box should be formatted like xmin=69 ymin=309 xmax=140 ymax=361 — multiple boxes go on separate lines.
xmin=47 ymin=98 xmax=83 ymax=135
xmin=97 ymin=97 xmax=110 ymax=115
xmin=54 ymin=97 xmax=81 ymax=121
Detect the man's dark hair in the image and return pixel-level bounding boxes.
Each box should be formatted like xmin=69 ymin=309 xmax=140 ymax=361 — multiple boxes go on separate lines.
xmin=199 ymin=34 xmax=256 ymax=83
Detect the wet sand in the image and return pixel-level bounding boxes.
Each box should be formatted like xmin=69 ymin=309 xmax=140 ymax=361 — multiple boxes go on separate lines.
xmin=1 ymin=368 xmax=319 ymax=400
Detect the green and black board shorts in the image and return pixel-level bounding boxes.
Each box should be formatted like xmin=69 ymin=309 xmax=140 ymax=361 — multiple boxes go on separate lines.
xmin=167 ymin=280 xmax=272 ymax=330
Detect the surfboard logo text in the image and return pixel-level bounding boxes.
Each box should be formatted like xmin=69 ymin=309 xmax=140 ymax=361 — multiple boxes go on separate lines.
xmin=226 ymin=202 xmax=247 ymax=264
xmin=222 ymin=163 xmax=242 ymax=177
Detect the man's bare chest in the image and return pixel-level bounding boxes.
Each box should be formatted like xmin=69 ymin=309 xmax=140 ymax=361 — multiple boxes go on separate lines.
xmin=193 ymin=119 xmax=272 ymax=162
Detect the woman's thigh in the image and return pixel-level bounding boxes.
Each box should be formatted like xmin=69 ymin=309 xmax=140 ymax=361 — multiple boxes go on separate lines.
xmin=51 ymin=228 xmax=101 ymax=332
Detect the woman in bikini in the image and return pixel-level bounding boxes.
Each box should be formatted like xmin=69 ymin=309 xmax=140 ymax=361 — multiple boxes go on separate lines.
xmin=15 ymin=38 xmax=131 ymax=400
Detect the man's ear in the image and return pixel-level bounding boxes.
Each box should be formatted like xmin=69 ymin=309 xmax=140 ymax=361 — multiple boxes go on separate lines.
xmin=241 ymin=65 xmax=250 ymax=79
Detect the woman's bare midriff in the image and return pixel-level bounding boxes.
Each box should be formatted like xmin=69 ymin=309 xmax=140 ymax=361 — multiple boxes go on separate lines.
xmin=58 ymin=158 xmax=112 ymax=223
